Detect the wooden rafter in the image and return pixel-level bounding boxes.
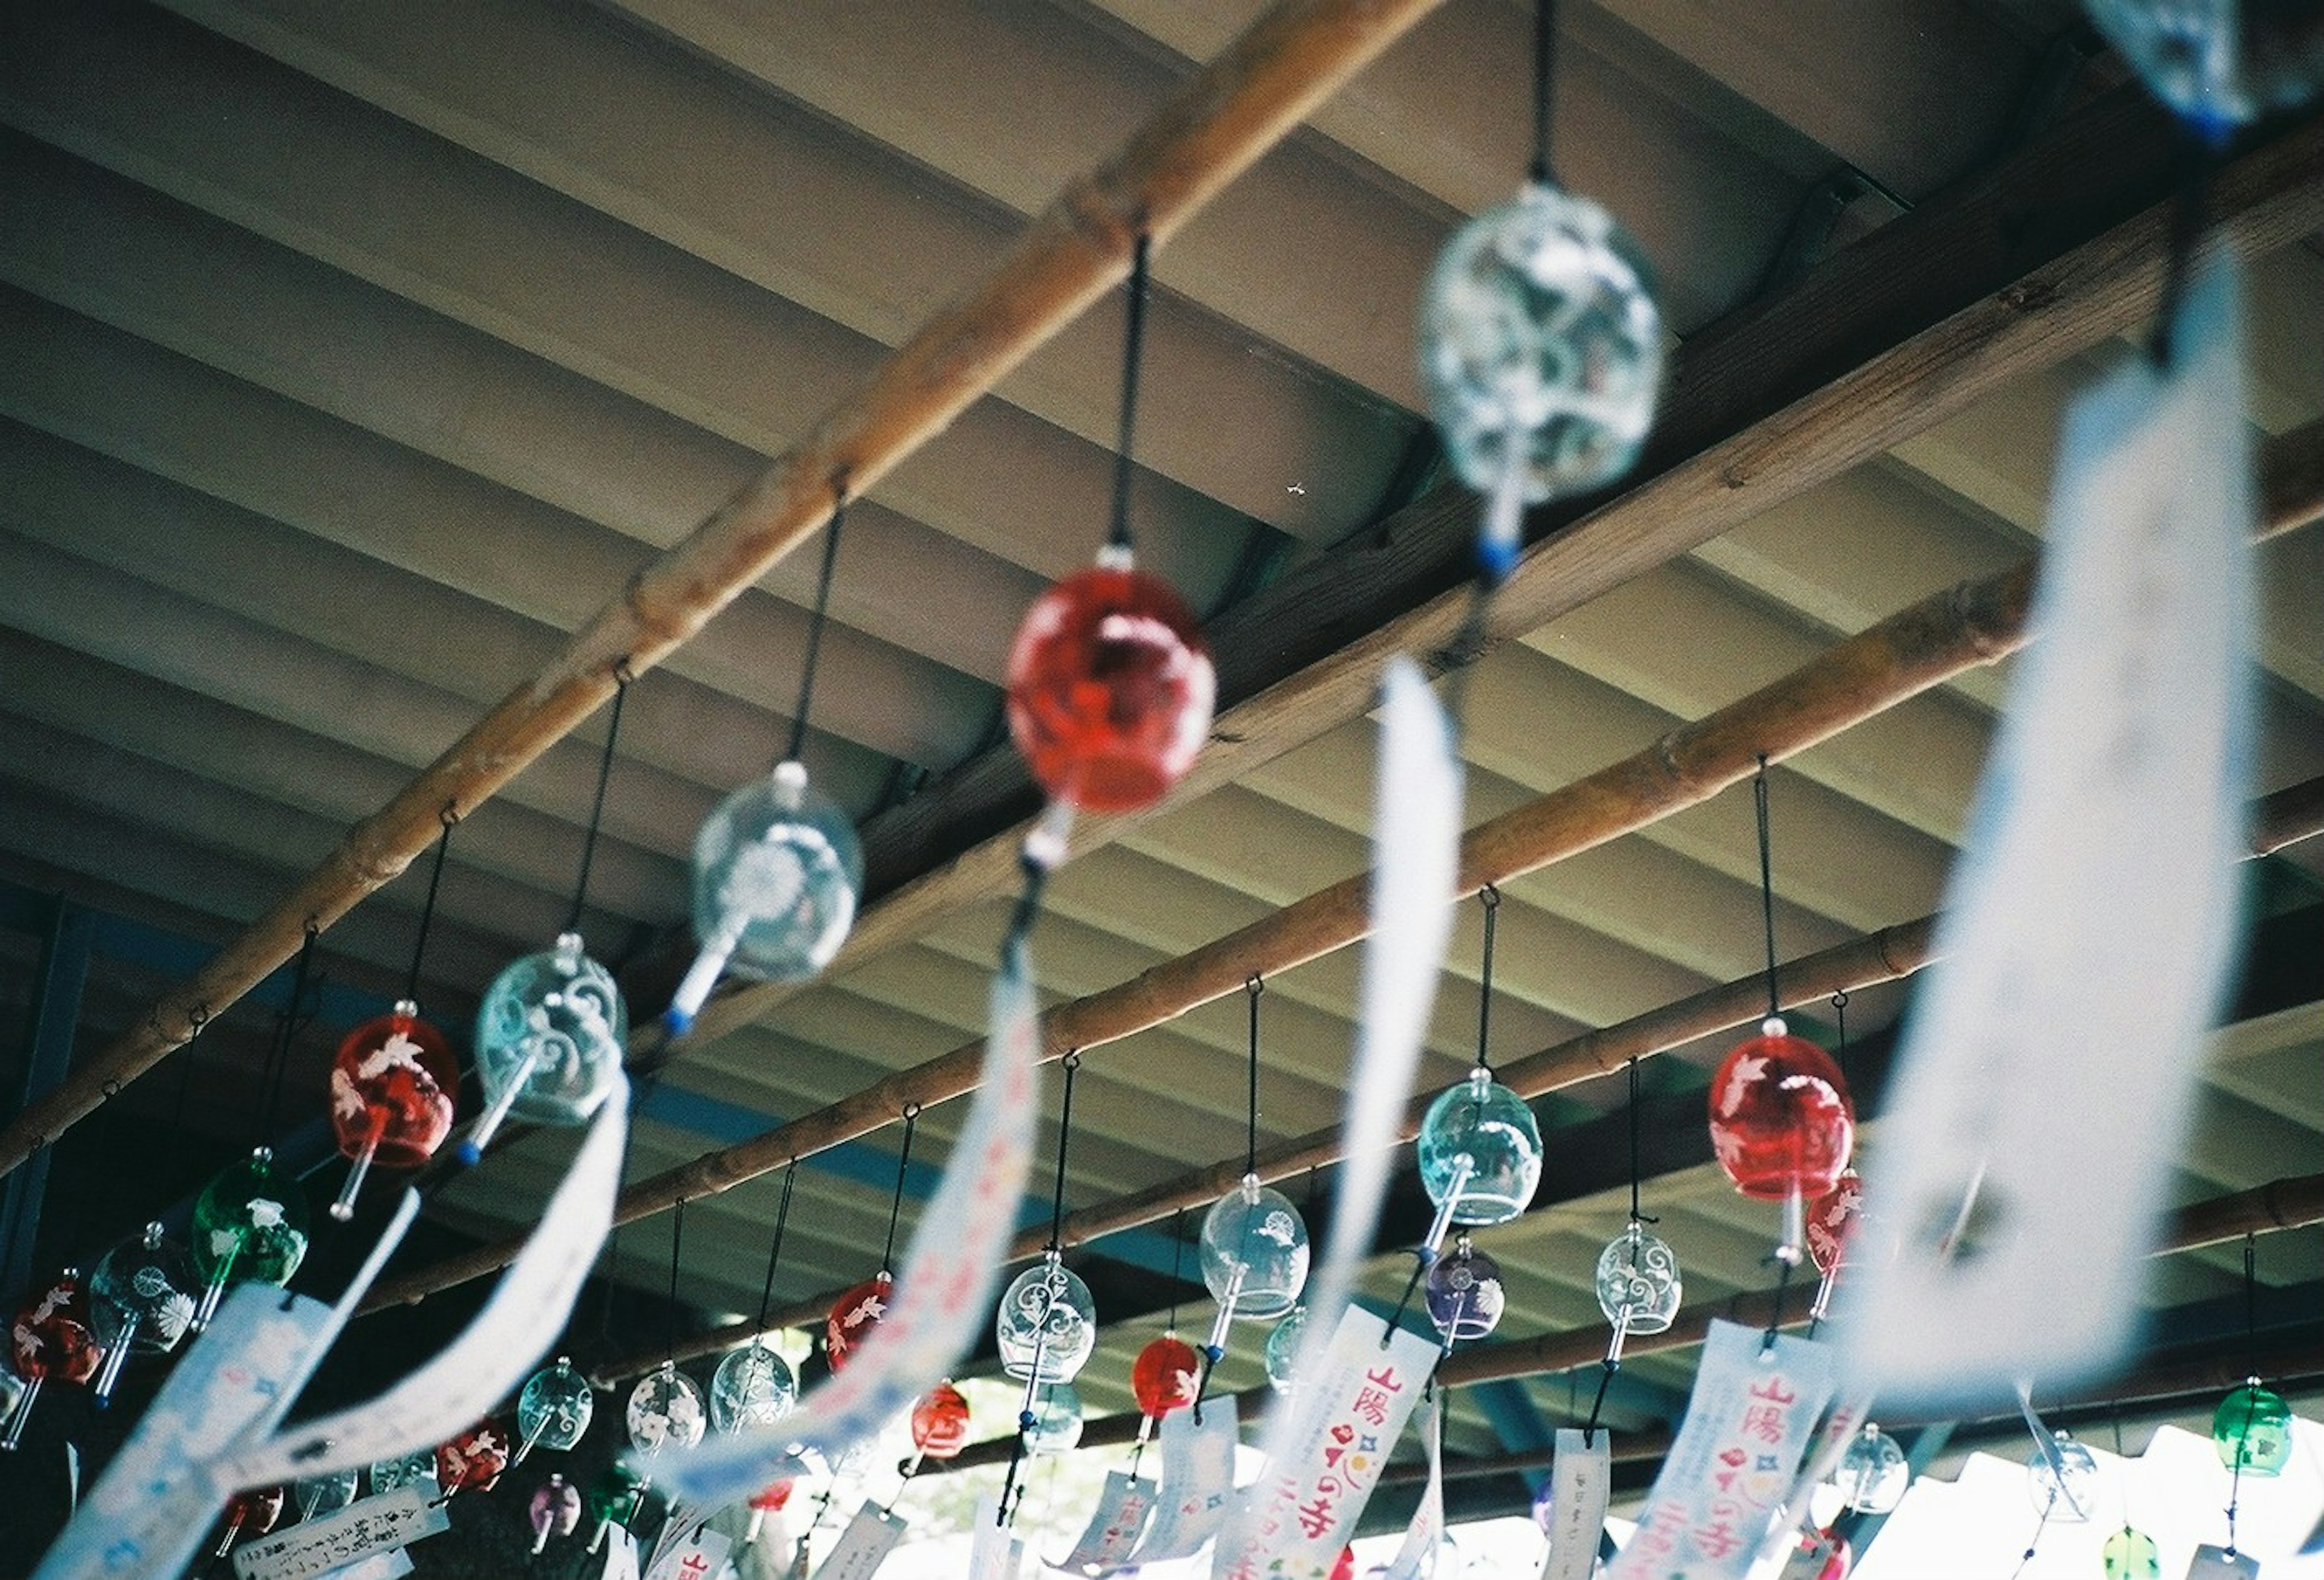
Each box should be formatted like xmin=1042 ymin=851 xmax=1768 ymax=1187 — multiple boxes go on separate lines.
xmin=0 ymin=0 xmax=1457 ymax=1178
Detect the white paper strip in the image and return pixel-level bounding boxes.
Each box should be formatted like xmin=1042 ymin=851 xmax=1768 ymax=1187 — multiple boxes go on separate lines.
xmin=602 ymin=1527 xmax=644 ymax=1580
xmin=658 ymin=956 xmax=1042 ymax=1507
xmin=1750 ymin=1390 xmax=1873 ymax=1572
xmin=967 ymin=1501 xmax=1024 ymax=1580
xmin=809 ymin=1503 xmax=907 ymax=1580
xmin=1054 ymin=1470 xmax=1156 ymax=1575
xmin=644 ymin=1524 xmax=733 ymax=1580
xmin=1604 ymin=1320 xmax=1836 ymax=1580
xmin=223 ymin=1079 xmax=630 ymax=1486
xmin=1217 ymin=657 xmax=1462 ymax=1577
xmin=309 ymin=1551 xmax=413 ymax=1580
xmin=1538 ymin=1429 xmax=1612 ymax=1580
xmin=31 ymin=1277 xmax=368 ymax=1580
xmin=1382 ymin=1389 xmax=1446 ymax=1580
xmin=230 ymin=1489 xmax=450 ymax=1580
xmin=1131 ymin=1394 xmax=1241 ymax=1564
xmin=1837 ymin=255 xmax=2255 ymax=1413
xmin=2185 ymin=1546 xmax=2262 ymax=1578
xmin=1219 ymin=1303 xmax=1443 ymax=1578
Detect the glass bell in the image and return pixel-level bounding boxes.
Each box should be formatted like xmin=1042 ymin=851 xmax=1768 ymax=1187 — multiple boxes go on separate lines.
xmin=1806 ymin=1169 xmax=1863 ymax=1277
xmin=88 ymin=1221 xmax=198 ymax=1406
xmin=470 ymin=933 xmax=627 ymax=1155
xmin=369 ymin=1448 xmax=438 ymax=1499
xmin=1003 ymin=556 xmax=1217 ymax=814
xmin=2084 ymin=1 xmax=2324 ymax=128
xmin=436 ymin=1418 xmax=512 ymax=1496
xmin=826 ymin=1272 xmax=891 ymax=1373
xmin=711 ymin=1340 xmax=798 ymax=1434
xmin=627 ymin=1360 xmax=707 ymax=1456
xmin=190 ymin=1146 xmax=310 ymax=1329
xmin=6 ymin=1267 xmax=102 ymax=1449
xmin=745 ymin=1478 xmax=793 ymax=1546
xmin=516 ymin=1355 xmax=595 ymax=1461
xmin=1200 ymin=1174 xmax=1310 ymax=1326
xmin=996 ymin=1253 xmax=1097 ymax=1384
xmin=1264 ymin=1303 xmax=1307 ymax=1393
xmin=214 ymin=1486 xmax=286 ymax=1558
xmin=2024 ymin=1431 xmax=2100 ymax=1521
xmin=1830 ymin=1422 xmax=1909 ymax=1514
xmin=1594 ymin=1221 xmax=1682 ymax=1366
xmin=328 ymin=1001 xmax=459 ymax=1219
xmin=1416 ymin=1069 xmax=1543 ymax=1234
xmin=667 ymin=761 xmax=865 ymax=1035
xmin=585 ymin=1463 xmax=653 ymax=1554
xmin=1418 ymin=180 xmax=1664 ymax=558
xmin=294 ymin=1467 xmax=359 ymax=1521
xmin=1709 ymin=1019 xmax=1853 ymax=1262
xmin=2213 ymin=1378 xmax=2294 ymax=1477
xmin=1132 ymin=1333 xmax=1200 ymax=1423
xmin=2102 ymin=1526 xmax=2162 ymax=1580
xmin=1424 ymin=1235 xmax=1506 ymax=1343
xmin=910 ymin=1381 xmax=973 ymax=1460
xmin=530 ymin=1473 xmax=582 ymax=1554
xmin=1023 ymin=1381 xmax=1083 ymax=1457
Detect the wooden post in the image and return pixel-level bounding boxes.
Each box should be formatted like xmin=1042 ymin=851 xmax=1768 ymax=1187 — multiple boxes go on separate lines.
xmin=0 ymin=0 xmax=1456 ymax=1179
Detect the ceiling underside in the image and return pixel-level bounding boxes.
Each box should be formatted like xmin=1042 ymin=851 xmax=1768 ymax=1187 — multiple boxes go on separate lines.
xmin=0 ymin=0 xmax=2320 ymax=1530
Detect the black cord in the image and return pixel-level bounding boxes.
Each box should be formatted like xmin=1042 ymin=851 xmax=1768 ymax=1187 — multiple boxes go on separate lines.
xmin=565 ymin=661 xmax=633 ymax=937
xmin=1474 ymin=885 xmax=1499 ymax=1070
xmin=1831 ymin=989 xmax=1851 ymax=1089
xmin=401 ymin=804 xmax=458 ymax=1007
xmin=1244 ymin=975 xmax=1264 ymax=1176
xmin=1046 ymin=1053 xmax=1080 ymax=1252
xmin=881 ymin=1106 xmax=920 ymax=1274
xmin=1627 ymin=1055 xmax=1644 ymax=1225
xmin=1166 ymin=1205 xmax=1185 ymax=1333
xmin=784 ymin=481 xmax=849 ymax=766
xmin=1753 ymin=756 xmax=1780 ymax=1020
xmin=596 ymin=1213 xmax=623 ymax=1355
xmin=1530 ymin=0 xmax=1560 ymax=185
xmin=1107 ymin=233 xmax=1151 ymax=555
xmin=753 ymin=1161 xmax=798 ymax=1333
xmin=665 ymin=1196 xmax=686 ymax=1365
xmin=258 ymin=926 xmax=320 ymax=1144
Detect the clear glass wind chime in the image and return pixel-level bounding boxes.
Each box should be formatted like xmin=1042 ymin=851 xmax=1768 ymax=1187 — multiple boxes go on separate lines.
xmin=1591 ymin=1052 xmax=1681 ymax=1398
xmin=668 ymin=483 xmax=865 ymax=1036
xmin=994 ymin=1051 xmax=1098 ymax=1524
xmin=713 ymin=1161 xmax=803 ymax=1545
xmin=467 ymin=665 xmax=637 ymax=1158
xmin=327 ymin=808 xmax=463 ymax=1224
xmin=1197 ymin=977 xmax=1309 ymax=1377
xmin=628 ymin=1200 xmax=707 ymax=1461
xmin=1416 ymin=888 xmax=1525 ymax=1348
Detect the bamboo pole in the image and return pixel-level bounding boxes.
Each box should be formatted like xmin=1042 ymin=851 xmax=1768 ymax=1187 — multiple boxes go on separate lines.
xmin=0 ymin=0 xmax=1456 ymax=1181
xmin=929 ymin=1173 xmax=2324 ymax=1470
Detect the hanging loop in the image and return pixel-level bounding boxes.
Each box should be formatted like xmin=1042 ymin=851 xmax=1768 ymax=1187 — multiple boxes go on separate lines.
xmin=1475 ymin=885 xmax=1500 ymax=1070
xmin=1106 ymin=231 xmax=1152 ymax=556
xmin=1244 ymin=975 xmax=1265 ymax=1177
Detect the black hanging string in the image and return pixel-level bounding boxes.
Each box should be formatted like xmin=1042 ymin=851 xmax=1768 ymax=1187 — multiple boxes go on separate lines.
xmin=1581 ymin=1349 xmax=1617 ymax=1444
xmin=1530 ymin=0 xmax=1560 ymax=185
xmin=881 ymin=1106 xmax=921 ymax=1275
xmin=1763 ymin=1254 xmax=1794 ymax=1355
xmin=565 ymin=660 xmax=634 ymax=937
xmin=2241 ymin=1231 xmax=2259 ymax=1377
xmin=1831 ymin=988 xmax=1851 ymax=1090
xmin=1474 ymin=886 xmax=1499 ymax=1070
xmin=401 ymin=805 xmax=458 ymax=1007
xmin=1753 ymin=756 xmax=1781 ymax=1020
xmin=1107 ymin=233 xmax=1151 ymax=556
xmin=257 ymin=926 xmax=320 ymax=1144
xmin=1244 ymin=976 xmax=1264 ymax=1176
xmin=1626 ymin=1055 xmax=1650 ymax=1227
xmin=752 ymin=1161 xmax=798 ymax=1335
xmin=784 ymin=480 xmax=849 ymax=766
xmin=597 ymin=1215 xmax=625 ymax=1355
xmin=664 ymin=1196 xmax=686 ymax=1365
xmin=1046 ymin=1054 xmax=1081 ymax=1251
xmin=1165 ymin=1205 xmax=1186 ymax=1333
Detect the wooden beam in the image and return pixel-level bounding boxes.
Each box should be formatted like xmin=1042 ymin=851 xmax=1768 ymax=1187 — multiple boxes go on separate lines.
xmin=376 ymin=412 xmax=2324 ymax=1325
xmin=0 ymin=0 xmax=1457 ymax=1179
xmin=646 ymin=97 xmax=2324 ymax=1060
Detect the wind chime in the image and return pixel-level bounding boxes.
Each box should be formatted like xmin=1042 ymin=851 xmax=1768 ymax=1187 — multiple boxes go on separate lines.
xmin=1707 ymin=759 xmax=1854 ymax=1271
xmin=714 ymin=1162 xmax=803 ymax=1544
xmin=1125 ymin=1211 xmax=1199 ymax=1470
xmin=2209 ymin=1233 xmax=2296 ymax=1564
xmin=826 ymin=1107 xmax=920 ymax=1372
xmin=327 ymin=808 xmax=462 ymax=1222
xmin=295 ymin=1467 xmax=359 ymax=1521
xmin=1586 ymin=1051 xmax=1680 ymax=1436
xmin=528 ymin=1473 xmax=583 ymax=1555
xmin=370 ymin=1448 xmax=436 ymax=1499
xmin=7 ymin=1261 xmax=101 ymax=1447
xmin=86 ymin=1218 xmax=197 ymax=1408
xmin=513 ymin=1354 xmax=594 ymax=1465
xmin=1420 ymin=890 xmax=1521 ymax=1349
xmin=1197 ymin=978 xmax=1309 ymax=1377
xmin=2097 ymin=1411 xmax=2162 ymax=1580
xmin=465 ymin=666 xmax=637 ymax=1159
xmin=1804 ymin=988 xmax=1868 ymax=1329
xmin=209 ymin=1486 xmax=286 ymax=1561
xmin=628 ymin=1201 xmax=708 ymax=1461
xmin=435 ymin=1417 xmax=513 ymax=1503
xmin=994 ymin=1051 xmax=1098 ymax=1523
xmin=667 ymin=483 xmax=865 ymax=1035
